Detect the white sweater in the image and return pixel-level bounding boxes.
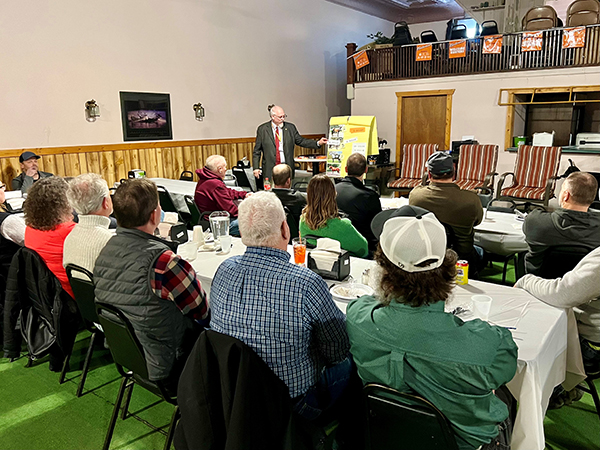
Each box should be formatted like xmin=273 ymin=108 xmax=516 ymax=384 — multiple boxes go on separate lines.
xmin=63 ymin=214 xmax=113 ymax=274
xmin=515 ymin=246 xmax=600 ymax=342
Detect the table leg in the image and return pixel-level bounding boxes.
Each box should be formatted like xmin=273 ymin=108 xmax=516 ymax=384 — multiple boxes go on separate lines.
xmin=312 ymin=162 xmax=320 ymax=176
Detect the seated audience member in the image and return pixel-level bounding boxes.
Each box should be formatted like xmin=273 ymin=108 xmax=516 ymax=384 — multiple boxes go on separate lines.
xmin=0 ymin=180 xmax=25 ymax=304
xmin=63 ymin=173 xmax=114 ymax=273
xmin=409 ymin=151 xmax=484 ymax=273
xmin=335 ymin=153 xmax=382 ymax=253
xmin=11 ymin=151 xmax=54 ymax=193
xmin=194 ymin=155 xmax=248 ymax=236
xmin=299 ymin=174 xmax=368 ymax=258
xmin=210 ymin=191 xmax=352 ymax=420
xmin=94 ymin=179 xmax=209 ymax=392
xmin=523 ymin=172 xmax=600 ymax=275
xmin=516 ymin=246 xmax=600 ymax=376
xmin=346 ymin=205 xmax=518 ymax=450
xmin=271 ymin=163 xmax=306 ymax=235
xmin=23 ymin=177 xmax=75 ymax=299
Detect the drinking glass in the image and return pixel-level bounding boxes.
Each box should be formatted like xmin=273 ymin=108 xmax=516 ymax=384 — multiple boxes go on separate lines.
xmin=209 ymin=211 xmax=230 ymax=243
xmin=292 ymin=237 xmax=307 ymax=266
xmin=471 ymin=295 xmax=493 ymax=322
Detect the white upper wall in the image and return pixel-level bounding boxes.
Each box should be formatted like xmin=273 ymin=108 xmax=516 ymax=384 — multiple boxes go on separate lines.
xmin=351 ymin=67 xmax=600 ymax=190
xmin=0 ymin=0 xmax=391 ymax=150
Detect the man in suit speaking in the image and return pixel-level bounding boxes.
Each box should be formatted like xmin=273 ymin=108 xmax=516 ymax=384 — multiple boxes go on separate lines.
xmin=253 ymin=105 xmax=328 ymax=182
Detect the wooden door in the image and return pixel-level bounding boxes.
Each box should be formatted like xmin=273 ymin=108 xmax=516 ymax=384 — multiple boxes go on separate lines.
xmin=396 ymin=90 xmax=454 ymax=167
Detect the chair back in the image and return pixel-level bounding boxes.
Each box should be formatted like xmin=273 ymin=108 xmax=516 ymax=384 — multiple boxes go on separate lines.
xmin=284 ymin=206 xmax=299 ymax=244
xmin=364 ymin=384 xmax=459 ymax=450
xmin=400 ymin=144 xmax=439 ymax=179
xmin=538 ymin=245 xmax=593 ymax=279
xmin=224 ymin=171 xmax=238 ymax=187
xmin=393 ymin=21 xmax=413 ymax=46
xmin=65 ymin=264 xmax=99 ymax=328
xmin=96 ymin=302 xmax=150 ymax=379
xmin=420 ymin=30 xmax=438 ymax=43
xmin=523 ymin=5 xmax=558 ymax=30
xmin=480 ymin=20 xmax=499 ymax=36
xmin=180 ymin=171 xmax=194 ymax=182
xmin=455 ymin=144 xmax=498 ymax=191
xmin=513 ymin=145 xmax=561 ymax=189
xmin=293 ymin=180 xmax=308 ymax=193
xmin=567 ymin=0 xmax=600 ymax=26
xmin=450 ymin=24 xmax=467 ymax=39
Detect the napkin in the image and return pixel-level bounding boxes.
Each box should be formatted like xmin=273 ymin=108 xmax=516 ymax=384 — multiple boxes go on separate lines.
xmin=310 ymin=238 xmax=342 ymax=272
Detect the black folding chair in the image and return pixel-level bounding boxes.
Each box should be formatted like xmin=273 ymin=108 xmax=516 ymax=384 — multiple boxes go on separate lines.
xmin=420 ymin=30 xmax=438 ymax=43
xmin=179 ymin=171 xmax=194 ymax=182
xmin=364 ymin=384 xmax=459 ymax=450
xmin=157 ymin=185 xmax=185 ymax=224
xmin=96 ymin=302 xmax=179 ymax=450
xmin=65 ymin=264 xmax=106 ymax=397
xmin=183 ymin=195 xmax=213 ymax=230
xmin=537 ymin=244 xmax=593 ymax=279
xmin=293 ymin=181 xmax=308 ymax=193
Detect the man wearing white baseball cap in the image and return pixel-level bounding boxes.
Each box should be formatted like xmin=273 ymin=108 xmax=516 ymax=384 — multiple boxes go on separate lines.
xmin=346 ymin=205 xmax=518 ymax=450
xmin=11 ymin=151 xmax=54 ymax=193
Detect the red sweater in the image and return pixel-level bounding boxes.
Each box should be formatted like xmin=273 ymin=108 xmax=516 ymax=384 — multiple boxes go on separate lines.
xmin=194 ymin=168 xmax=247 ymax=217
xmin=25 ymin=222 xmax=76 ymax=299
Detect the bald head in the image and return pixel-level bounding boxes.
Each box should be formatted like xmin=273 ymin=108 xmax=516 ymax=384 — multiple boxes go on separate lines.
xmin=205 ymin=155 xmax=227 ymax=179
xmin=560 ymin=172 xmax=598 ymax=209
xmin=270 ymin=105 xmax=286 ymax=126
xmin=272 ymin=164 xmax=292 ymax=188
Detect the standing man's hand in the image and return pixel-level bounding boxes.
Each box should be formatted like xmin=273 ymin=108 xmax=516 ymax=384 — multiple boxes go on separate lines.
xmin=317 ymin=137 xmax=328 ymax=147
xmin=25 ymin=167 xmax=39 ymax=179
xmin=253 ymin=169 xmax=262 ymax=178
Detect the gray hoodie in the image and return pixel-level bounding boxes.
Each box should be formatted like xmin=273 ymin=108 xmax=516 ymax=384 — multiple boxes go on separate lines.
xmin=523 ymin=208 xmax=600 ymax=275
xmin=516 ymin=247 xmax=600 ymax=342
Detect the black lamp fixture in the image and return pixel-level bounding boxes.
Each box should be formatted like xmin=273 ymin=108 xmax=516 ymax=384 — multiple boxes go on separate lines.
xmin=85 ymin=99 xmax=100 ymax=122
xmin=193 ymin=103 xmax=205 ymax=121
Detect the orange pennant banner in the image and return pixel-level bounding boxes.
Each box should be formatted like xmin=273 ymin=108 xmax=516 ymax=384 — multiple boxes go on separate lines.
xmin=416 ymin=44 xmax=432 ymax=62
xmin=482 ymin=35 xmax=503 ymax=54
xmin=522 ymin=31 xmax=543 ymax=52
xmin=562 ymin=27 xmax=586 ymax=48
xmin=449 ymin=40 xmax=467 ymax=59
xmin=353 ymin=50 xmax=370 ymax=69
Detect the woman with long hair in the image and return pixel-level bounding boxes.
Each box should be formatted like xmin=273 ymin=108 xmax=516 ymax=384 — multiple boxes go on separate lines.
xmin=23 ymin=176 xmax=76 ymax=299
xmin=299 ymin=174 xmax=368 ymax=258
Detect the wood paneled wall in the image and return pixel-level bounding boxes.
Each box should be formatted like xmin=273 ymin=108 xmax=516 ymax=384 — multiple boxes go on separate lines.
xmin=0 ymin=135 xmax=324 ymax=190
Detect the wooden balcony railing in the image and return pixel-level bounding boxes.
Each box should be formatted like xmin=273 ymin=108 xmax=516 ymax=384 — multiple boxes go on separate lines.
xmin=347 ymin=24 xmax=600 ymax=83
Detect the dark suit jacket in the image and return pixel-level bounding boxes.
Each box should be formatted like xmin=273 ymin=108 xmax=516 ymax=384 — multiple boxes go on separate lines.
xmin=335 ymin=177 xmax=382 ymax=252
xmin=253 ymin=121 xmax=320 ymax=181
xmin=272 ymin=188 xmax=307 ymax=242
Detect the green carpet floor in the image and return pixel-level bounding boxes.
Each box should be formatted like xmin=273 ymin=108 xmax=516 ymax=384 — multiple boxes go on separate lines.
xmin=1 ymin=261 xmax=598 ymax=450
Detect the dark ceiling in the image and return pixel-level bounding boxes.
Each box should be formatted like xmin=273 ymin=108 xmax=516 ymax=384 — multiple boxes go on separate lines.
xmin=326 ymin=0 xmax=466 ymax=24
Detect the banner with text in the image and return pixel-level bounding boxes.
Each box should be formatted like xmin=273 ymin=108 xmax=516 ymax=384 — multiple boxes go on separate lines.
xmin=483 ymin=35 xmax=503 ymax=54
xmin=353 ymin=50 xmax=370 ymax=69
xmin=522 ymin=31 xmax=543 ymax=52
xmin=449 ymin=40 xmax=467 ymax=59
xmin=562 ymin=27 xmax=586 ymax=48
xmin=326 ymin=116 xmax=378 ymax=177
xmin=416 ymin=44 xmax=432 ymax=61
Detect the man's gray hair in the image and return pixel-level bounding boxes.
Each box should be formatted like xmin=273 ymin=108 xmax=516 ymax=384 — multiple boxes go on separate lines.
xmin=67 ymin=173 xmax=109 ymax=215
xmin=205 ymin=154 xmax=226 ymax=172
xmin=238 ymin=191 xmax=286 ymax=247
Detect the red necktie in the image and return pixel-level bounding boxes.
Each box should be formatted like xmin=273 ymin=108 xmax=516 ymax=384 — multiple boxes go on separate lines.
xmin=275 ymin=127 xmax=281 ymax=164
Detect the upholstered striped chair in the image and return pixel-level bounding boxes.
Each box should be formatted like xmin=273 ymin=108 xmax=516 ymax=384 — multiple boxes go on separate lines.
xmin=496 ymin=145 xmax=562 ymax=207
xmin=388 ymin=144 xmax=438 ymax=193
xmin=455 ymin=144 xmax=498 ymax=194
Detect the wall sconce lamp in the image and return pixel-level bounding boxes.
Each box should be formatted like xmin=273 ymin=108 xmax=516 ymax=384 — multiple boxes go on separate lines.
xmin=193 ymin=103 xmax=205 ymax=121
xmin=85 ymin=99 xmax=100 ymax=122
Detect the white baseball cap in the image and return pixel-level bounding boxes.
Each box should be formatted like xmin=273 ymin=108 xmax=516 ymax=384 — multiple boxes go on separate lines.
xmin=371 ymin=205 xmax=447 ymax=273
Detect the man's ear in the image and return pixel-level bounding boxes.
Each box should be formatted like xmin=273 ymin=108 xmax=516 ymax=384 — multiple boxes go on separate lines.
xmin=282 ymin=219 xmax=291 ymax=242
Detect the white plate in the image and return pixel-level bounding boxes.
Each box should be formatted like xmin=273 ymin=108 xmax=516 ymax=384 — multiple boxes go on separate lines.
xmin=330 ymin=283 xmax=374 ymax=302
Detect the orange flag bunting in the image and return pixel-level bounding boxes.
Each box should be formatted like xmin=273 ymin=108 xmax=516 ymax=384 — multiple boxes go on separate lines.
xmin=416 ymin=44 xmax=432 ymax=62
xmin=353 ymin=51 xmax=370 ymax=69
xmin=483 ymin=35 xmax=503 ymax=54
xmin=562 ymin=27 xmax=586 ymax=48
xmin=522 ymin=31 xmax=543 ymax=52
xmin=449 ymin=40 xmax=467 ymax=59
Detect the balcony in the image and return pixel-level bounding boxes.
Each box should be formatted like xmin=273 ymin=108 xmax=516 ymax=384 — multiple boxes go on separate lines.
xmin=346 ymin=24 xmax=600 ymax=83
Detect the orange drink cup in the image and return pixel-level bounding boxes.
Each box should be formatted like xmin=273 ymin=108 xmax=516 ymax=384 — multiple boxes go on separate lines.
xmin=293 ymin=237 xmax=307 ymax=265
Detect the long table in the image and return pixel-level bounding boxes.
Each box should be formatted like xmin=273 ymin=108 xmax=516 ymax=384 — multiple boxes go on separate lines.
xmin=185 ymin=238 xmax=584 ymax=450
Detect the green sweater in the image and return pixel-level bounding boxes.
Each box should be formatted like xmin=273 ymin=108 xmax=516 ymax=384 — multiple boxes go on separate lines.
xmin=299 ymin=217 xmax=368 ymax=258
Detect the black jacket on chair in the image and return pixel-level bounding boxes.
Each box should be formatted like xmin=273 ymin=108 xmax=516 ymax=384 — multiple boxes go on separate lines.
xmin=3 ymin=247 xmax=79 ymax=359
xmin=175 ymin=330 xmax=298 ymax=450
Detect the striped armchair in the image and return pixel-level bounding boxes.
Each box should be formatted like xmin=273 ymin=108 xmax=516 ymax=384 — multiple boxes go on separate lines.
xmin=496 ymin=145 xmax=562 ymax=207
xmin=388 ymin=144 xmax=439 ymax=191
xmin=455 ymin=144 xmax=498 ymax=193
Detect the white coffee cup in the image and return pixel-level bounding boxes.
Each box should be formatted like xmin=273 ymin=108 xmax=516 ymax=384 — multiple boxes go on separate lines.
xmin=471 ymin=295 xmax=493 ymax=322
xmin=192 ymin=225 xmax=204 ymax=244
xmin=220 ymin=235 xmax=232 ymax=254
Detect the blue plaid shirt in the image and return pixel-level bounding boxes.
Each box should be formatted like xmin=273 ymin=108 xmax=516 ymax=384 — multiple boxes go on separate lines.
xmin=210 ymin=246 xmax=350 ymax=398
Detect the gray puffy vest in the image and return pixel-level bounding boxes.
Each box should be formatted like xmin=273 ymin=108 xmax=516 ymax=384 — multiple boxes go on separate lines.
xmin=94 ymin=228 xmax=195 ymax=381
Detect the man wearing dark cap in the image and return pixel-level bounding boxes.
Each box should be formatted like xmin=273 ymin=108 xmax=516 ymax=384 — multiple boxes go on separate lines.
xmin=11 ymin=151 xmax=54 ymax=193
xmin=409 ymin=151 xmax=484 ymax=273
xmin=347 ymin=205 xmax=517 ymax=450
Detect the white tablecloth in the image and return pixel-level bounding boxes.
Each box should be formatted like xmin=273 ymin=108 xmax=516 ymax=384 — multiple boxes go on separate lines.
xmin=186 ymin=238 xmax=584 ymax=450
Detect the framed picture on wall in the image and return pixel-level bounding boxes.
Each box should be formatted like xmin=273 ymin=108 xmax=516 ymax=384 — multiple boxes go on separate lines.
xmin=119 ymin=91 xmax=173 ymax=141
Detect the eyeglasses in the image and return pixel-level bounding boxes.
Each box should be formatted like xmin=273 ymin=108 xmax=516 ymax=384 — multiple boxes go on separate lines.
xmin=0 ymin=184 xmax=6 ymax=190
xmin=273 ymin=114 xmax=287 ymax=120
